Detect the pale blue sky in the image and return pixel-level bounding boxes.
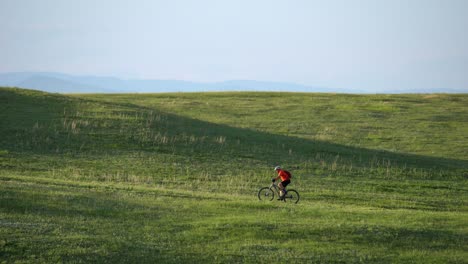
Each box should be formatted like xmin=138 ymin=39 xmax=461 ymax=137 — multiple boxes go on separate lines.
xmin=1 ymin=0 xmax=467 ymax=91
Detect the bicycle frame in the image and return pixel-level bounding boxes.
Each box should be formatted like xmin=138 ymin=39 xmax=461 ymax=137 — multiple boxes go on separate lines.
xmin=270 ymin=182 xmax=286 ymax=196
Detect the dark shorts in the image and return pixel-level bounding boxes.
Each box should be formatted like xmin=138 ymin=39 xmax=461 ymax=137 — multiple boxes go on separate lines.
xmin=281 ymin=179 xmax=291 ymax=188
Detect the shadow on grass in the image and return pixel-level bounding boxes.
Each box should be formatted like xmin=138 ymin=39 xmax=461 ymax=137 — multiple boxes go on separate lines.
xmin=351 ymin=225 xmax=467 ymax=251
xmin=0 ymin=177 xmax=256 ymax=263
xmin=1 ymin=87 xmax=467 ymax=180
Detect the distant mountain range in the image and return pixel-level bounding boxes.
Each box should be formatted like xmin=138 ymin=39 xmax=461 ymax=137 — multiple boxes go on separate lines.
xmin=0 ymin=72 xmax=341 ymax=93
xmin=0 ymin=72 xmax=466 ymax=94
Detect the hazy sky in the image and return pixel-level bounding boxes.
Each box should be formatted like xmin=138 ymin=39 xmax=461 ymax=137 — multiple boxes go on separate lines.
xmin=1 ymin=0 xmax=467 ymax=91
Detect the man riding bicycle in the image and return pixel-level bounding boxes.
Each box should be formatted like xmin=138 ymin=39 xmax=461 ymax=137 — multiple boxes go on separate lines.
xmin=273 ymin=166 xmax=292 ymax=200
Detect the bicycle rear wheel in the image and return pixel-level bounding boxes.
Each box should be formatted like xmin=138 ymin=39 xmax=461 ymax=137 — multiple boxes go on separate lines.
xmin=258 ymin=187 xmax=275 ymax=201
xmin=283 ymin=189 xmax=300 ymax=204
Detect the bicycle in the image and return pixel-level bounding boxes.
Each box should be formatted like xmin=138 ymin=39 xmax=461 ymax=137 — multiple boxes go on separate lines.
xmin=257 ymin=182 xmax=300 ymax=204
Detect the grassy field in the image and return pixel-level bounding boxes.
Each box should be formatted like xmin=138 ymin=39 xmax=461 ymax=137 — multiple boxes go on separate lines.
xmin=1 ymin=87 xmax=467 ymax=263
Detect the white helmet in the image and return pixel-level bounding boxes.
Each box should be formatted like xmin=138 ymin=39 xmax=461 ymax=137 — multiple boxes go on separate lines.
xmin=274 ymin=166 xmax=281 ymax=171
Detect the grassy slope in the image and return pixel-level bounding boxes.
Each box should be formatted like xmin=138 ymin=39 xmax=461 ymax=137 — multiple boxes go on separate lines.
xmin=88 ymin=92 xmax=467 ymax=160
xmin=1 ymin=87 xmax=467 ymax=263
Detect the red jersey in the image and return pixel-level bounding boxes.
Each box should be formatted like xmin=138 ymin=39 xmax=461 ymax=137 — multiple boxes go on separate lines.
xmin=277 ymin=169 xmax=291 ymax=181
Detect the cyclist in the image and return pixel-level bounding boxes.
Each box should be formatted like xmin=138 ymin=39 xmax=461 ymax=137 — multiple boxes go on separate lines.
xmin=272 ymin=166 xmax=292 ymax=199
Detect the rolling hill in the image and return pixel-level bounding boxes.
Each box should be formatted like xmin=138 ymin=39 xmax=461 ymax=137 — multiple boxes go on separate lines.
xmin=1 ymin=87 xmax=467 ymax=263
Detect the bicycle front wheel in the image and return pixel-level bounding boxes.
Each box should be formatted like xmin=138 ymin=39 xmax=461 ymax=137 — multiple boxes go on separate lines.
xmin=283 ymin=189 xmax=300 ymax=204
xmin=258 ymin=187 xmax=275 ymax=201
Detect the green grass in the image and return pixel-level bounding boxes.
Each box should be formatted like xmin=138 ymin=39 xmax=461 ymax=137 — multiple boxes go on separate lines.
xmin=1 ymin=87 xmax=467 ymax=263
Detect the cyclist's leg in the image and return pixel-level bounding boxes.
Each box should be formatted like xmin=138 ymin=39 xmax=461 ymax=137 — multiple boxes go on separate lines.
xmin=278 ymin=182 xmax=284 ymax=197
xmin=280 ymin=180 xmax=291 ymax=196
